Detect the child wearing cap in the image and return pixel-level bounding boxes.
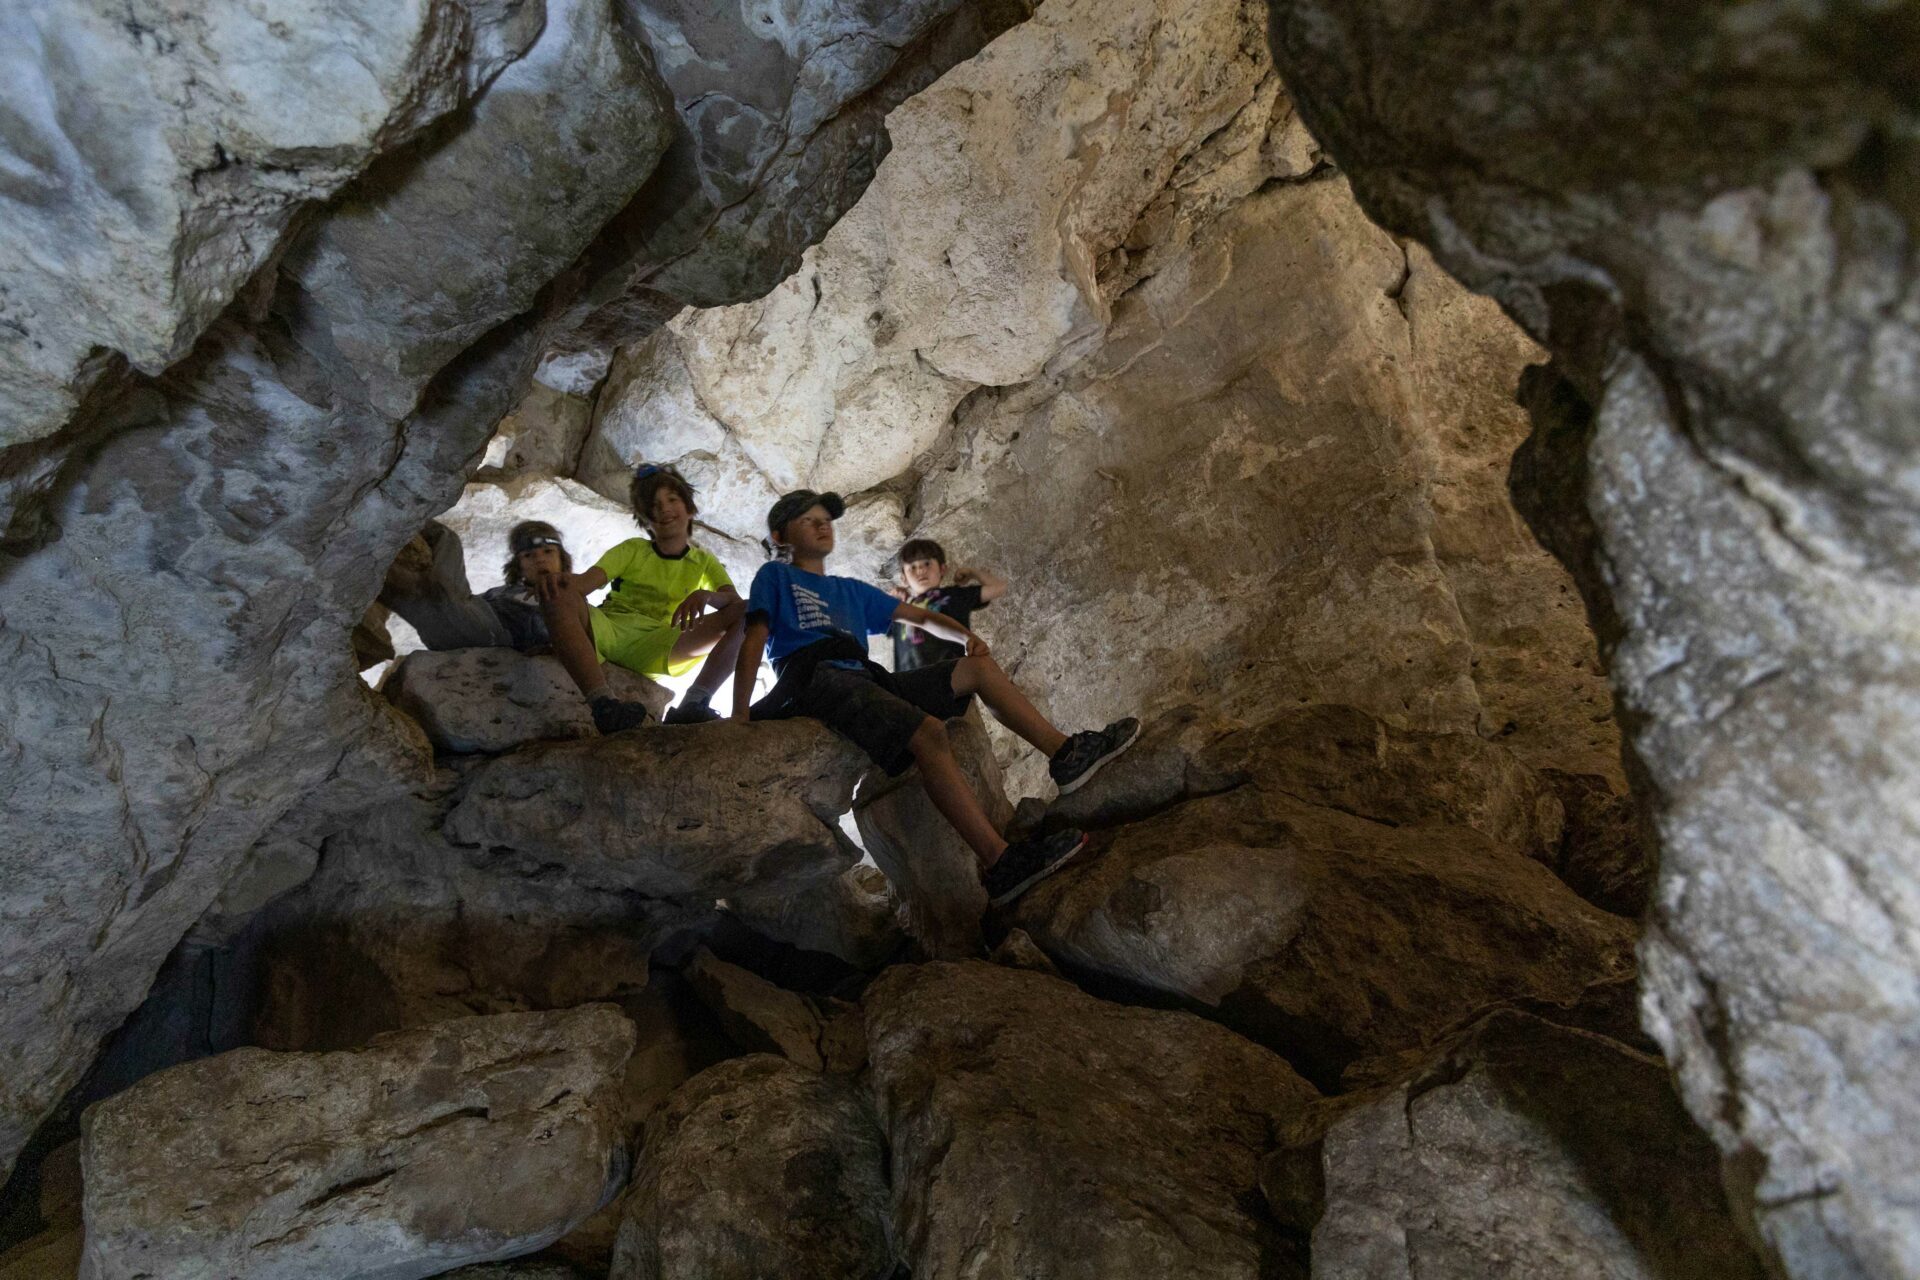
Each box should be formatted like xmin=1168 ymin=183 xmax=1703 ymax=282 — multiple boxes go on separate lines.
xmin=734 ymin=490 xmax=1140 ymax=905
xmin=534 ymin=464 xmax=746 ymax=732
xmin=380 ymin=518 xmax=574 ymax=654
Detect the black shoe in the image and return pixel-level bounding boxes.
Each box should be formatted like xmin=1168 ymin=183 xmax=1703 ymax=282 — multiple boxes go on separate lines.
xmin=663 ymin=700 xmax=722 ymax=725
xmin=983 ymin=828 xmax=1090 ymax=906
xmin=1048 ymin=717 xmax=1141 ymax=795
xmin=590 ymin=696 xmax=654 ymax=735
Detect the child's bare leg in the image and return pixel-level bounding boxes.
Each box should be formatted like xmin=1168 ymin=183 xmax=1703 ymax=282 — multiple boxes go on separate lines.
xmin=949 ymin=655 xmax=1068 ymax=758
xmin=541 ymin=592 xmax=606 ymax=699
xmin=671 ymin=600 xmax=747 ymax=700
xmin=909 ymin=717 xmax=1008 ymax=867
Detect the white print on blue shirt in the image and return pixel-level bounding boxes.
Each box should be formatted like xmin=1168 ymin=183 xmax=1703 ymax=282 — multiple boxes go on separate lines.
xmin=792 ymin=584 xmax=835 ymax=631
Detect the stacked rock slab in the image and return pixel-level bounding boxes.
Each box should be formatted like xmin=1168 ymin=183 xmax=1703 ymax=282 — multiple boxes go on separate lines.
xmin=865 ymin=961 xmax=1319 ymax=1279
xmin=1262 ymin=2 xmax=1920 ymax=1271
xmin=385 ymin=649 xmax=672 ymax=755
xmin=79 ymin=1007 xmax=635 ymax=1280
xmin=610 ymin=1055 xmax=892 ymax=1280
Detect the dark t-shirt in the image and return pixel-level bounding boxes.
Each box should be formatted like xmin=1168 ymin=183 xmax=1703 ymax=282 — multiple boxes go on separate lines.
xmin=891 ymin=583 xmax=987 ymax=672
xmin=481 ymin=583 xmax=549 ymax=651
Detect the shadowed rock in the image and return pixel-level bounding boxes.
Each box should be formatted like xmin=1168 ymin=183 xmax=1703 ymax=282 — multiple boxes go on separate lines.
xmin=610 ymin=1055 xmax=892 ymax=1280
xmin=852 ymin=713 xmax=1006 ymax=958
xmin=80 ymin=1007 xmax=636 ymax=1280
xmin=1015 ymin=783 xmax=1633 ymax=1088
xmin=865 ymin=960 xmax=1318 ymax=1279
xmin=1276 ymin=1010 xmax=1766 ymax=1280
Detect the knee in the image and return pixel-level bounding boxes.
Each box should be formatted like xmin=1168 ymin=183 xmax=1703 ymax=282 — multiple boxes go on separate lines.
xmin=541 ymin=593 xmax=585 ymax=626
xmin=908 ymin=716 xmax=950 ymax=758
xmin=716 ymin=597 xmax=747 ymax=626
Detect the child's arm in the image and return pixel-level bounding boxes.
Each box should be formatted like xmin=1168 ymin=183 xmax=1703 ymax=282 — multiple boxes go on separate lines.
xmin=533 ymin=566 xmax=608 ymax=601
xmin=732 ymin=619 xmax=770 ymax=721
xmin=893 ymin=602 xmax=988 ymax=656
xmin=671 ymin=583 xmax=741 ymax=629
xmin=951 ymin=565 xmax=1008 ymax=603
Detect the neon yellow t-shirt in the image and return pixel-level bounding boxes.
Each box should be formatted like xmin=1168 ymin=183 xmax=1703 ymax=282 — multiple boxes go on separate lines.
xmin=593 ymin=538 xmax=732 ymax=626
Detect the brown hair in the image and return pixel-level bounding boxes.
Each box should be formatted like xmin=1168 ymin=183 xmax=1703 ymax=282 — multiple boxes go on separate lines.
xmin=630 ymin=464 xmax=698 ymax=528
xmin=502 ymin=520 xmax=573 ymax=586
xmin=897 ymin=538 xmax=947 ymax=572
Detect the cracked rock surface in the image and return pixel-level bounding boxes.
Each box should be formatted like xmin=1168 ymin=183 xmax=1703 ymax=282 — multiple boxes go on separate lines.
xmin=79 ymin=1006 xmax=635 ymax=1280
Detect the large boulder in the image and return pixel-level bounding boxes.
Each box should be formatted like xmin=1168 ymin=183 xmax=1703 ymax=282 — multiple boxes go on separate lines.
xmin=386 ymin=648 xmax=672 ymax=755
xmin=1013 ymin=783 xmax=1634 ymax=1087
xmin=865 ymin=961 xmax=1318 ymax=1279
xmin=725 ymin=860 xmax=905 ymax=970
xmin=1262 ymin=3 xmax=1920 ymax=1269
xmin=610 ymin=1055 xmax=893 ymax=1280
xmin=253 ymin=783 xmax=710 ymax=1050
xmin=1290 ymin=1010 xmax=1765 ymax=1280
xmin=443 ymin=720 xmax=869 ymax=900
xmin=851 ymin=713 xmax=1008 ymax=958
xmin=79 ymin=1007 xmax=636 ymax=1280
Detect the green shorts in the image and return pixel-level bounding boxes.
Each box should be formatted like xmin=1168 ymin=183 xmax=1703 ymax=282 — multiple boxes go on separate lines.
xmin=589 ymin=607 xmax=698 ymax=679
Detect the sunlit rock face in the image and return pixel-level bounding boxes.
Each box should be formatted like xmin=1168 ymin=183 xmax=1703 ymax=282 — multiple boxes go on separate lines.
xmin=1262 ymin=3 xmax=1920 ymax=1272
xmin=580 ymin=0 xmax=1616 ymax=800
xmin=0 ymin=0 xmax=1018 ymax=1182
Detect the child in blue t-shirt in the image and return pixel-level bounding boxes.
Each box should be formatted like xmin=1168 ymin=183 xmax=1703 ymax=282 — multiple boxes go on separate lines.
xmin=734 ymin=490 xmax=1139 ymax=906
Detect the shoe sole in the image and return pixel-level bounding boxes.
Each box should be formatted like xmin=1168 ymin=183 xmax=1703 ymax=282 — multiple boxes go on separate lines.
xmin=1053 ymin=719 xmax=1143 ymax=796
xmin=988 ymin=831 xmax=1091 ymax=906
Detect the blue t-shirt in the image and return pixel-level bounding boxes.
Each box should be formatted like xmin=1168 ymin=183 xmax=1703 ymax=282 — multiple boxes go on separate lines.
xmin=747 ymin=562 xmax=900 ymax=671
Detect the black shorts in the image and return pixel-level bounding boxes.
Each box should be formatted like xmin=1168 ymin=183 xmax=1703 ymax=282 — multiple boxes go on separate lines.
xmin=791 ymin=660 xmax=972 ymax=776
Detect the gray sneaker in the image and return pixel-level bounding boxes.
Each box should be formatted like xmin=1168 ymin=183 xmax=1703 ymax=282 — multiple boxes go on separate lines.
xmin=983 ymin=828 xmax=1090 ymax=906
xmin=1048 ymin=717 xmax=1141 ymax=794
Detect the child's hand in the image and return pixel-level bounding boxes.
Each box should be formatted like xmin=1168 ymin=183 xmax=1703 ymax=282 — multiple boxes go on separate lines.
xmin=533 ymin=571 xmax=573 ymax=602
xmin=887 ymin=583 xmax=909 ymax=601
xmin=672 ymin=590 xmax=711 ymax=629
xmin=952 ymin=567 xmax=979 ymax=587
xmin=965 ymin=633 xmax=992 ymax=659
xmin=730 ymin=707 xmax=752 ymax=724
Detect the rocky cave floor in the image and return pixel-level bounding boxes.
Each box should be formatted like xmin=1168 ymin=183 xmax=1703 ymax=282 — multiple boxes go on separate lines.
xmin=4 ymin=0 xmax=1913 ymax=1275
xmin=0 ymin=651 xmax=1761 ymax=1280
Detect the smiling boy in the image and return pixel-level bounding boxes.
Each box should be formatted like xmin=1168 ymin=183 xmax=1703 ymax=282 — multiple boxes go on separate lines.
xmin=534 ymin=464 xmax=747 ymax=731
xmin=734 ymin=490 xmax=1139 ymax=905
xmin=891 ymin=537 xmax=1007 ymax=673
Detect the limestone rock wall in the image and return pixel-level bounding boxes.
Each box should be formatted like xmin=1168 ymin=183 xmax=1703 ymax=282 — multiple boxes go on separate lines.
xmin=1261 ymin=2 xmax=1920 ymax=1273
xmin=0 ymin=0 xmax=1024 ymax=1181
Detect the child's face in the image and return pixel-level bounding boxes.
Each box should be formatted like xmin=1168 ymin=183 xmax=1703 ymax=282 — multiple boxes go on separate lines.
xmin=901 ymin=557 xmax=944 ymax=594
xmin=779 ymin=505 xmax=836 ymax=559
xmin=517 ymin=545 xmax=563 ymax=578
xmin=647 ymin=486 xmax=691 ymax=539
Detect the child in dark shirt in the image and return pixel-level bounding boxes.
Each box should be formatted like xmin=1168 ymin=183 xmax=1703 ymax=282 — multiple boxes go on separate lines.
xmin=890 ymin=537 xmax=1007 ymax=673
xmin=380 ymin=518 xmax=572 ymax=654
xmin=734 ymin=491 xmax=1138 ymax=905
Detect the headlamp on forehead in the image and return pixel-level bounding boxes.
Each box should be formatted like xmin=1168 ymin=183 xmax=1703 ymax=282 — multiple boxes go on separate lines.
xmin=518 ymin=535 xmax=563 ymax=549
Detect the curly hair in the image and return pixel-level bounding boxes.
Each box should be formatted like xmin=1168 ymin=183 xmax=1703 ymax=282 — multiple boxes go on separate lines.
xmin=501 ymin=520 xmax=573 ymax=586
xmin=630 ymin=464 xmax=698 ymax=528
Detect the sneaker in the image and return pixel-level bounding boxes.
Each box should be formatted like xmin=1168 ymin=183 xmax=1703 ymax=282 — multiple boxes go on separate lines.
xmin=590 ymin=695 xmax=654 ymax=735
xmin=1048 ymin=716 xmax=1141 ymax=795
xmin=663 ymin=701 xmax=722 ymax=725
xmin=983 ymin=828 xmax=1091 ymax=906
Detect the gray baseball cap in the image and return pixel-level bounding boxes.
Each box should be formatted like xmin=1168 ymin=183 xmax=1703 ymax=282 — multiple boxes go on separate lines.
xmin=766 ymin=489 xmax=846 ymax=538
